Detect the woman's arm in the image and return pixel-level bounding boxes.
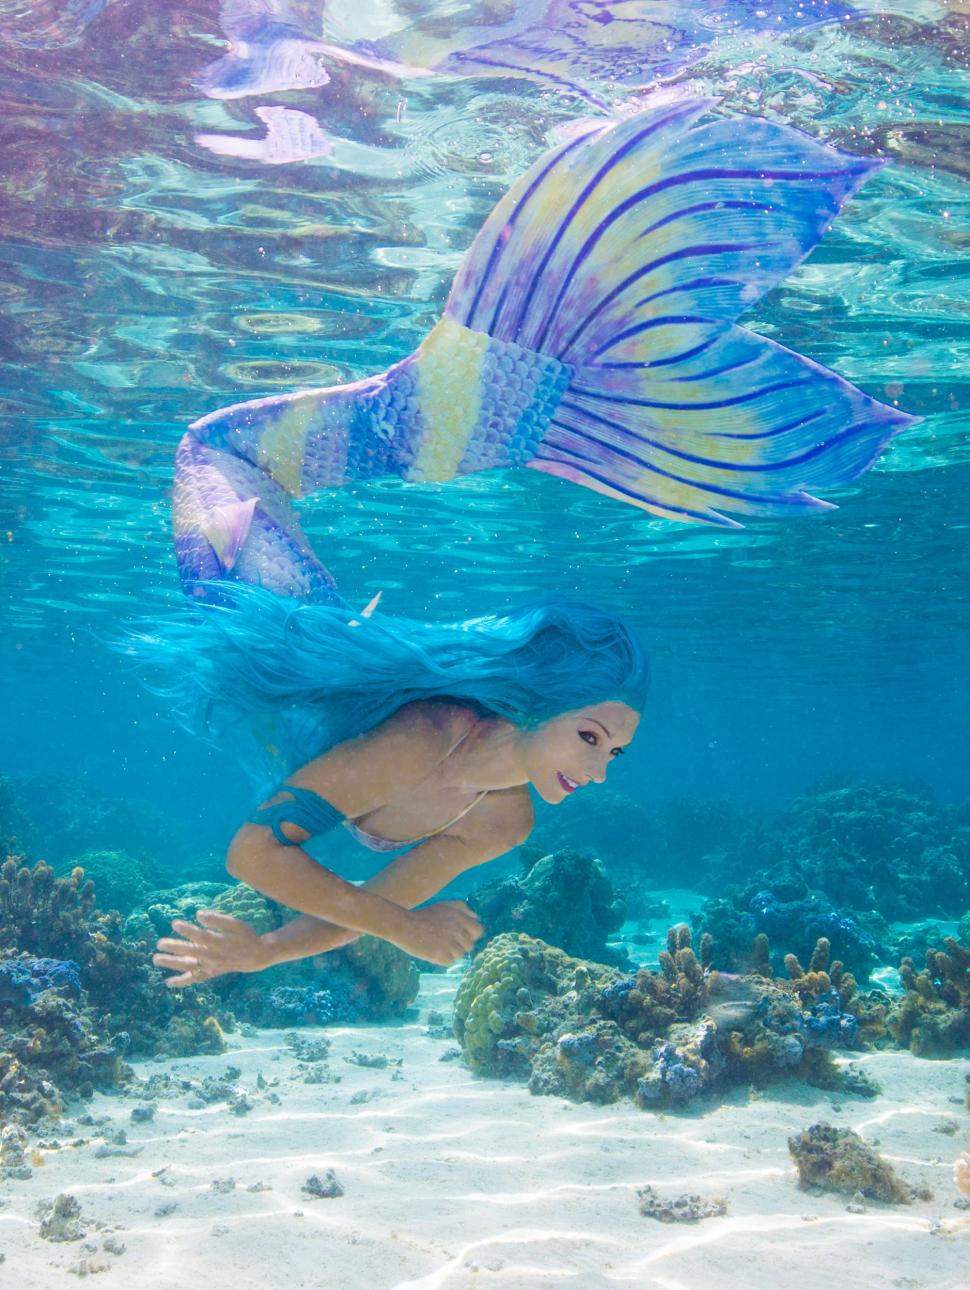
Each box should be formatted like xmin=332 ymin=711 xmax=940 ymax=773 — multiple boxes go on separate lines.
xmin=154 ymin=788 xmax=532 ymax=982
xmin=227 ymin=829 xmax=483 ymax=963
xmin=261 ymin=787 xmax=533 ymax=963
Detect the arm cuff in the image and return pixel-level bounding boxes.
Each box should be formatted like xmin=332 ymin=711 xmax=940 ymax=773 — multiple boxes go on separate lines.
xmin=248 ymin=784 xmax=345 ymax=846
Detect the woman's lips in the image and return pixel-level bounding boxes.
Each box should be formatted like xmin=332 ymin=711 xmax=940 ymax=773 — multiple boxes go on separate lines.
xmin=557 ymin=772 xmax=579 ymax=794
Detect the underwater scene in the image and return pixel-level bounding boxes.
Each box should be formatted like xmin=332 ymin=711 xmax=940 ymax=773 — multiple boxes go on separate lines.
xmin=1 ymin=1 xmax=969 ymax=1286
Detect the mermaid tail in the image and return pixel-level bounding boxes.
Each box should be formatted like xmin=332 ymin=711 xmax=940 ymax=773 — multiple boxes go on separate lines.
xmin=174 ymin=99 xmax=916 ymax=601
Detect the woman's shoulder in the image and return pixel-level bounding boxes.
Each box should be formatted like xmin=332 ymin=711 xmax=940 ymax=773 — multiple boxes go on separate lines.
xmin=385 ymin=699 xmax=478 ymax=747
xmin=287 ymin=701 xmax=475 ymax=816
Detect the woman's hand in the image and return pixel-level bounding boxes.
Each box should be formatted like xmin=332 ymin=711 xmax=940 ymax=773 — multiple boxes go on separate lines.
xmin=153 ymin=910 xmax=274 ymax=988
xmin=392 ymin=901 xmax=484 ymax=966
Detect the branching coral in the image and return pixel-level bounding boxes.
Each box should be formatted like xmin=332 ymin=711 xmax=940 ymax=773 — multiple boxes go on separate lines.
xmin=0 ymin=855 xmax=229 ymax=1122
xmin=889 ymin=937 xmax=970 ymax=1056
xmin=1 ymin=858 xmax=102 ymax=958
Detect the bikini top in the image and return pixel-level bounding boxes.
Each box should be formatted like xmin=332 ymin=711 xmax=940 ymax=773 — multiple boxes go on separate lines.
xmin=248 ymin=712 xmax=486 ymax=852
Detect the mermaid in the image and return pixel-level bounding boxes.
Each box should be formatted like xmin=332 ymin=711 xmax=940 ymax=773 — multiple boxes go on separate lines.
xmin=148 ymin=99 xmax=915 ymax=986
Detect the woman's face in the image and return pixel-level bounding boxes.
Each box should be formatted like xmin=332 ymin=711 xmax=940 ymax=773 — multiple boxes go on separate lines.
xmin=521 ymin=701 xmax=640 ymax=804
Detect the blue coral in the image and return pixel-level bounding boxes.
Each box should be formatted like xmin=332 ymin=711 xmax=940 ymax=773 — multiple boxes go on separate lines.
xmin=0 ymin=956 xmax=82 ymax=1006
xmin=557 ymin=1032 xmax=598 ymax=1066
xmin=801 ymin=990 xmax=860 ymax=1048
xmin=748 ymin=890 xmax=881 ymax=979
xmin=638 ymin=1049 xmax=701 ymax=1106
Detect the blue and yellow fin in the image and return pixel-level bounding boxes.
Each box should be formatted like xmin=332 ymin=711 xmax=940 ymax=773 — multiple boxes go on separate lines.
xmin=446 ymin=99 xmax=916 ymax=524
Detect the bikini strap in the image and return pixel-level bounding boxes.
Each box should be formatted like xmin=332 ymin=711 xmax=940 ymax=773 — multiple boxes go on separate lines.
xmin=442 ymin=708 xmax=478 ymax=760
xmin=248 ymin=784 xmax=345 ymax=847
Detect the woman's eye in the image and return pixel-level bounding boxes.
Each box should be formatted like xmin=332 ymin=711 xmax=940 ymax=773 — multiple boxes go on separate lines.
xmin=579 ymin=730 xmax=598 ymax=746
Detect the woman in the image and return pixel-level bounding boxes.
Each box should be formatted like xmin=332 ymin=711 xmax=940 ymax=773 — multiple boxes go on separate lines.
xmin=151 ymin=599 xmax=645 ymax=984
xmin=149 ymin=101 xmax=908 ymax=984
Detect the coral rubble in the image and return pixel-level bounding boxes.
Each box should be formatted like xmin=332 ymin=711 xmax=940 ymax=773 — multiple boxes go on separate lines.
xmin=787 ymin=1123 xmax=911 ymax=1203
xmin=637 ymin=1186 xmax=727 ymax=1222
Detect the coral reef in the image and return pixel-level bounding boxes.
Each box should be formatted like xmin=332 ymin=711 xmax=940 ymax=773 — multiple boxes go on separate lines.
xmin=697 ymin=784 xmax=970 ymax=926
xmin=57 ymin=849 xmax=156 ymax=917
xmin=217 ymin=934 xmax=420 ymax=1028
xmin=0 ymin=776 xmax=34 ymax=856
xmin=0 ymin=857 xmax=228 ymax=1123
xmin=888 ymin=937 xmax=970 ymax=1056
xmin=693 ymin=883 xmax=882 ymax=981
xmin=469 ymin=848 xmax=626 ymax=964
xmin=889 ymin=921 xmax=951 ymax=966
xmin=788 ymin=1123 xmax=911 ymax=1203
xmin=453 ymin=927 xmax=874 ymax=1111
xmin=133 ymin=882 xmax=233 ymax=940
xmin=0 ymin=771 xmax=208 ymax=877
xmin=336 ymin=935 xmax=421 ymax=1019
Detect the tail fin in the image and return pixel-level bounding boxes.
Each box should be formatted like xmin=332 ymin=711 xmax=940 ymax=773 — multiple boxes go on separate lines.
xmin=174 ymin=100 xmax=917 ymax=603
xmin=447 ymin=99 xmax=916 ymax=524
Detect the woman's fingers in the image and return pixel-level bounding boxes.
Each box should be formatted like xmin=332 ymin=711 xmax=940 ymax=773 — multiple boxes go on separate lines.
xmin=196 ymin=910 xmax=244 ymax=931
xmin=155 ymin=937 xmax=200 ymax=955
xmin=161 ymin=968 xmax=202 ymax=988
xmin=153 ymin=952 xmax=198 ymax=970
xmin=168 ymin=918 xmax=219 ymax=949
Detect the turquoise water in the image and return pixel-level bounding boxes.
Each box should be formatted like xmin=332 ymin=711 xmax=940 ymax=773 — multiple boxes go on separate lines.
xmin=2 ymin=2 xmax=967 ymax=853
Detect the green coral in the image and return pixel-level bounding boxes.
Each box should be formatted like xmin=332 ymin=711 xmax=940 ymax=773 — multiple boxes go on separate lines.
xmin=210 ymin=884 xmax=281 ymax=935
xmin=455 ymin=934 xmax=607 ymax=1076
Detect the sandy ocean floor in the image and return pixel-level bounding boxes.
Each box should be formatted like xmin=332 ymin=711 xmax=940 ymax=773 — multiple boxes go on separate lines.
xmin=1 ymin=965 xmax=969 ymax=1290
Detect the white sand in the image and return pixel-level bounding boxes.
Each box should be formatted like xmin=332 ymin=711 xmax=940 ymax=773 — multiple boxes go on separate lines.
xmin=2 ymin=968 xmax=968 ymax=1290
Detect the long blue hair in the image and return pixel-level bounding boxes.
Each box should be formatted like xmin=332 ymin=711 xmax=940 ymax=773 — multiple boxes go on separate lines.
xmin=125 ymin=584 xmax=649 ymax=794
